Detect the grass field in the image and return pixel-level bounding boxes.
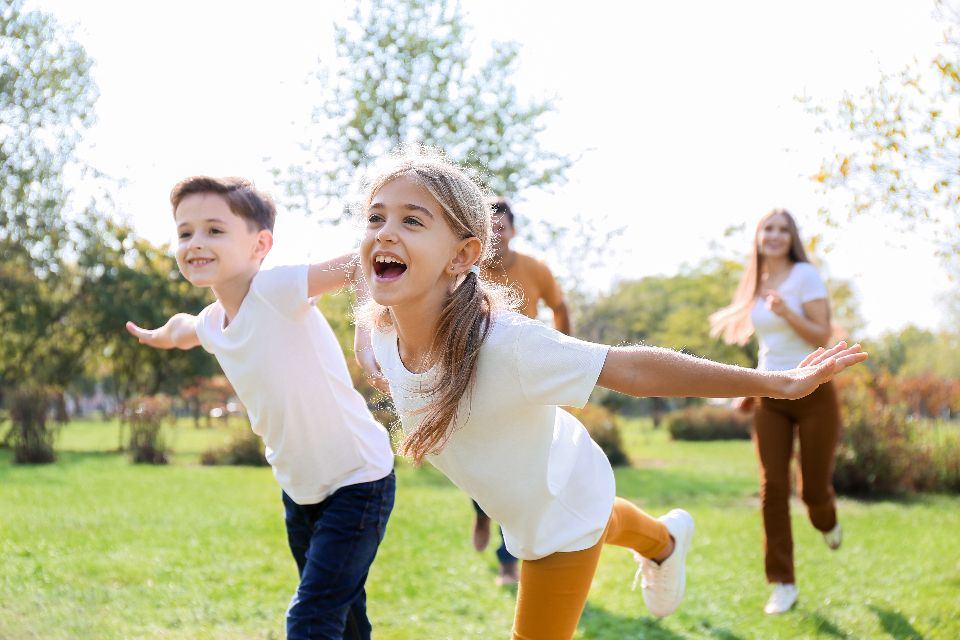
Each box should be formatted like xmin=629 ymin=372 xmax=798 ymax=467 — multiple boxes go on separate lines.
xmin=1 ymin=418 xmax=958 ymax=639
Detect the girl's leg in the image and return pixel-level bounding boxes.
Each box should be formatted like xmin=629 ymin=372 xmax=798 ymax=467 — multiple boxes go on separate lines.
xmin=512 ymin=500 xmax=674 ymax=640
xmin=795 ymin=383 xmax=840 ymax=532
xmin=513 ymin=536 xmax=604 ymax=640
xmin=754 ymin=399 xmax=797 ymax=584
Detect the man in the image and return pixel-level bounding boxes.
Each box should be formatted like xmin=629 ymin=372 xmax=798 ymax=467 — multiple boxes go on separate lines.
xmin=474 ymin=197 xmax=572 ymax=585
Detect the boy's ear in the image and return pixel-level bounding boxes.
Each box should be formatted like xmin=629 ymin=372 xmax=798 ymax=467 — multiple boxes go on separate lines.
xmin=254 ymin=229 xmax=274 ymax=260
xmin=449 ymin=236 xmax=483 ymax=274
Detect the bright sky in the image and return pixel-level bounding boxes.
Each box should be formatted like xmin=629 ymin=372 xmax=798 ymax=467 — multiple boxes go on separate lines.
xmin=33 ymin=0 xmax=955 ymax=336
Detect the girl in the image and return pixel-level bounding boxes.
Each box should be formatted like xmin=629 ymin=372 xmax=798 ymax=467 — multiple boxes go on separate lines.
xmin=357 ymin=149 xmax=866 ymax=639
xmin=710 ymin=209 xmax=844 ymax=615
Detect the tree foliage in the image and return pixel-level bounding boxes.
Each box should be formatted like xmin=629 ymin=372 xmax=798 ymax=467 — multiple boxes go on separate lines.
xmin=279 ymin=0 xmax=571 ymax=221
xmin=810 ymin=0 xmax=960 ymax=267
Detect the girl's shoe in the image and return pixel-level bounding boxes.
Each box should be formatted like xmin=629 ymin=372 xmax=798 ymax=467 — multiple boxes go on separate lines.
xmin=634 ymin=509 xmax=694 ymax=618
xmin=764 ymin=583 xmax=798 ymax=615
xmin=823 ymin=522 xmax=842 ymax=550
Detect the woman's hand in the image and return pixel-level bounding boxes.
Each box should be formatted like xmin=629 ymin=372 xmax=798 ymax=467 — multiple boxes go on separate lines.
xmin=734 ymin=396 xmax=756 ymax=413
xmin=762 ymin=289 xmax=788 ymax=317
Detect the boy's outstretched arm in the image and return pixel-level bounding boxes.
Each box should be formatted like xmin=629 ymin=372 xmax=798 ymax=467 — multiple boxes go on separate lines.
xmin=597 ymin=341 xmax=867 ymax=401
xmin=125 ymin=314 xmax=200 ymax=350
xmin=307 ymin=251 xmax=361 ymax=298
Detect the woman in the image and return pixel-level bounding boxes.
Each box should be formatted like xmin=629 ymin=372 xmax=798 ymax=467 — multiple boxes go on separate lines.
xmin=710 ymin=208 xmax=844 ymax=615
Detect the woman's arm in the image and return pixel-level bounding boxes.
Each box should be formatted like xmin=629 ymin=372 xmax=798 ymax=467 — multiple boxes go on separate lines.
xmin=597 ymin=341 xmax=865 ymax=400
xmin=762 ymin=291 xmax=832 ymax=348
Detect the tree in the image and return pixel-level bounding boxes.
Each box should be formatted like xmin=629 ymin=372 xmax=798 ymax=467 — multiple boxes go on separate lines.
xmin=278 ymin=0 xmax=572 ymax=222
xmin=810 ymin=0 xmax=960 ymax=268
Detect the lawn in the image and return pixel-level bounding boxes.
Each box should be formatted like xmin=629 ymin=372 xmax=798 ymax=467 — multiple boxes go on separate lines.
xmin=1 ymin=418 xmax=958 ymax=639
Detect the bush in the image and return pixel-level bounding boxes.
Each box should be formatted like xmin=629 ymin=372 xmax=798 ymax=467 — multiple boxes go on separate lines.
xmin=201 ymin=426 xmax=268 ymax=466
xmin=10 ymin=387 xmax=57 ymax=464
xmin=567 ymin=404 xmax=629 ymax=466
xmin=665 ymin=405 xmax=752 ymax=441
xmin=127 ymin=397 xmax=170 ymax=465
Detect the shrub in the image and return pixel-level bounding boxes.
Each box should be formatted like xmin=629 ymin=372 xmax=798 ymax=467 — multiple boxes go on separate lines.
xmin=567 ymin=404 xmax=629 ymax=466
xmin=201 ymin=426 xmax=268 ymax=466
xmin=127 ymin=397 xmax=170 ymax=465
xmin=665 ymin=405 xmax=752 ymax=441
xmin=10 ymin=387 xmax=57 ymax=464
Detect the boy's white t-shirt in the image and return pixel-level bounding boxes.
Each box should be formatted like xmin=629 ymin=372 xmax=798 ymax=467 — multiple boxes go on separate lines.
xmin=195 ymin=264 xmax=393 ymax=505
xmin=750 ymin=261 xmax=829 ymax=371
xmin=372 ymin=311 xmax=614 ymax=561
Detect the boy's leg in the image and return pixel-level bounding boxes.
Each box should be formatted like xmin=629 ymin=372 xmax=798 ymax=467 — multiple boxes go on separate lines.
xmin=472 ymin=499 xmax=491 ymax=551
xmin=512 ymin=536 xmax=605 ymax=640
xmin=286 ymin=471 xmax=396 ymax=640
xmin=754 ymin=399 xmax=797 ymax=584
xmin=282 ymin=490 xmax=312 ymax=576
xmin=795 ymin=383 xmax=840 ymax=533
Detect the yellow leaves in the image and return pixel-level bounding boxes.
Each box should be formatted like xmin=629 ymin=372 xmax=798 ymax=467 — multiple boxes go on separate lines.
xmin=813 ymin=169 xmax=829 ymax=183
xmin=839 ymin=157 xmax=850 ymax=177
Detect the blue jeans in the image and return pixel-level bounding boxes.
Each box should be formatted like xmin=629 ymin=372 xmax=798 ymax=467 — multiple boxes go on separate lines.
xmin=472 ymin=499 xmax=517 ymax=565
xmin=283 ymin=471 xmax=395 ymax=640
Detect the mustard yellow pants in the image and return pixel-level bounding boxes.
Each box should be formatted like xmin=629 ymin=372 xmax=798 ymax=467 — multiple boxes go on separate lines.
xmin=511 ymin=497 xmax=671 ymax=640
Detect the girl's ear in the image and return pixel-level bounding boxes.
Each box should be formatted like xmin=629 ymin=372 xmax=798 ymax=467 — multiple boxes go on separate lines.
xmin=448 ymin=236 xmax=482 ymax=275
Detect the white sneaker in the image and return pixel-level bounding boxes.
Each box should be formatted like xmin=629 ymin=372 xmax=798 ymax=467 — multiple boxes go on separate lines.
xmin=823 ymin=522 xmax=842 ymax=550
xmin=634 ymin=509 xmax=694 ymax=618
xmin=764 ymin=583 xmax=798 ymax=615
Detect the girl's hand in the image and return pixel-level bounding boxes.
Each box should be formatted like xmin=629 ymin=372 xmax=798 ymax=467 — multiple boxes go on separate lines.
xmin=778 ymin=342 xmax=867 ymax=399
xmin=762 ymin=289 xmax=787 ymax=317
xmin=734 ymin=396 xmax=756 ymax=413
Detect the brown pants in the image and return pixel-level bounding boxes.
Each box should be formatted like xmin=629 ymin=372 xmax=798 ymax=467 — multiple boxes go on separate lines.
xmin=511 ymin=497 xmax=671 ymax=640
xmin=754 ymin=382 xmax=840 ymax=584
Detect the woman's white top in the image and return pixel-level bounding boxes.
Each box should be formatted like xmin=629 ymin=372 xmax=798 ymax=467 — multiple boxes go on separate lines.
xmin=750 ymin=262 xmax=829 ymax=371
xmin=372 ymin=311 xmax=614 ymax=560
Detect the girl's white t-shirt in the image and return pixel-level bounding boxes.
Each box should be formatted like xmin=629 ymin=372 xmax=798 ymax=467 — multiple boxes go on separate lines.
xmin=195 ymin=264 xmax=394 ymax=505
xmin=372 ymin=311 xmax=614 ymax=561
xmin=750 ymin=261 xmax=829 ymax=371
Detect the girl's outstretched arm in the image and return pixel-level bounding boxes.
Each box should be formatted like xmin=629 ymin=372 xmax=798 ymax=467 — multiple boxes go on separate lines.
xmin=125 ymin=314 xmax=200 ymax=350
xmin=597 ymin=341 xmax=867 ymax=401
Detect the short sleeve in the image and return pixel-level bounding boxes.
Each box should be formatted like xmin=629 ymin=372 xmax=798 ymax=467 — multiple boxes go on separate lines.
xmin=194 ymin=302 xmax=221 ymax=354
xmin=250 ymin=265 xmax=311 ymax=319
xmin=514 ymin=319 xmax=610 ymax=407
xmin=796 ymin=263 xmax=829 ymax=304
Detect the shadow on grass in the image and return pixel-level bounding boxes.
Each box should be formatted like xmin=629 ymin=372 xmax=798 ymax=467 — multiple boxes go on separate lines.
xmin=578 ymin=602 xmax=689 ymax=639
xmin=799 ymin=610 xmax=850 ymax=638
xmin=869 ymin=605 xmax=926 ymax=640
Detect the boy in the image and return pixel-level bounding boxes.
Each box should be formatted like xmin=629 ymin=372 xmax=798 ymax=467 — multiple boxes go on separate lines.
xmin=126 ymin=176 xmax=394 ymax=640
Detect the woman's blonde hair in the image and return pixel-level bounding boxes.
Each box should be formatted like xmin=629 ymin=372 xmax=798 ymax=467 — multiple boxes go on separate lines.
xmin=357 ymin=146 xmax=516 ymax=464
xmin=709 ymin=208 xmax=810 ymax=345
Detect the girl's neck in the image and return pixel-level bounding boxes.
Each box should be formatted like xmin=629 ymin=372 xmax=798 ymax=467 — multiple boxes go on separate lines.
xmin=390 ymin=294 xmax=447 ymax=374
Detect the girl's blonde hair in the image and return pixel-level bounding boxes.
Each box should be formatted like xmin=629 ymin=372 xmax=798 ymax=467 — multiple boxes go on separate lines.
xmin=358 ymin=146 xmax=516 ymax=464
xmin=709 ymin=208 xmax=810 ymax=345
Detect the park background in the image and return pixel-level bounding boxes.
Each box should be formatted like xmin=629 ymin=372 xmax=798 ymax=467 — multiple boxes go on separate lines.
xmin=2 ymin=0 xmax=959 ymax=638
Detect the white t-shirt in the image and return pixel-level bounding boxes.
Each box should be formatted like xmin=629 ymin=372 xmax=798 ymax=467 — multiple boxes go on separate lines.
xmin=195 ymin=265 xmax=393 ymax=504
xmin=372 ymin=311 xmax=614 ymax=561
xmin=750 ymin=261 xmax=829 ymax=371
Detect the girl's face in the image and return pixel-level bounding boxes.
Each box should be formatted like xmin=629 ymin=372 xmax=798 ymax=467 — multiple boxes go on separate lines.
xmin=360 ymin=176 xmax=477 ymax=310
xmin=757 ymin=213 xmax=793 ymax=260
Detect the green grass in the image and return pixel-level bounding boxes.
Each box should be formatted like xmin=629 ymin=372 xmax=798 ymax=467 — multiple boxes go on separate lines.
xmin=1 ymin=418 xmax=958 ymax=639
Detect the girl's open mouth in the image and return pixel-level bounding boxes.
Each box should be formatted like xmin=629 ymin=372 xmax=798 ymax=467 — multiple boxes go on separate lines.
xmin=373 ymin=254 xmax=407 ymax=280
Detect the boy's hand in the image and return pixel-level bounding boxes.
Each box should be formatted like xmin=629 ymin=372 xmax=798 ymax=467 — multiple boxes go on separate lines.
xmin=125 ymin=314 xmax=200 ymax=350
xmin=778 ymin=342 xmax=867 ymax=400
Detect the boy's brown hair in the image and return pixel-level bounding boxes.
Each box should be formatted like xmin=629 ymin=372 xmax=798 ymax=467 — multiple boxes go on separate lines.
xmin=170 ymin=176 xmax=276 ymax=232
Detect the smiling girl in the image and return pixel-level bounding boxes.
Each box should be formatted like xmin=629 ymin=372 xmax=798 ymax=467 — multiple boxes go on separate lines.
xmin=357 ymin=149 xmax=866 ymax=639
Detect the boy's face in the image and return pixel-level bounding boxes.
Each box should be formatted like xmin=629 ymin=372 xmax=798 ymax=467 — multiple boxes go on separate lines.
xmin=174 ymin=193 xmax=271 ymax=289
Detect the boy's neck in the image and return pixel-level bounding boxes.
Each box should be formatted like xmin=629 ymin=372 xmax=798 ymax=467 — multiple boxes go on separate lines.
xmin=212 ymin=269 xmax=258 ymax=326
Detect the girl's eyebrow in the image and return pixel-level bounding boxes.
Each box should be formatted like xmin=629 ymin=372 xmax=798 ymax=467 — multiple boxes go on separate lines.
xmin=368 ymin=202 xmax=434 ymax=218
